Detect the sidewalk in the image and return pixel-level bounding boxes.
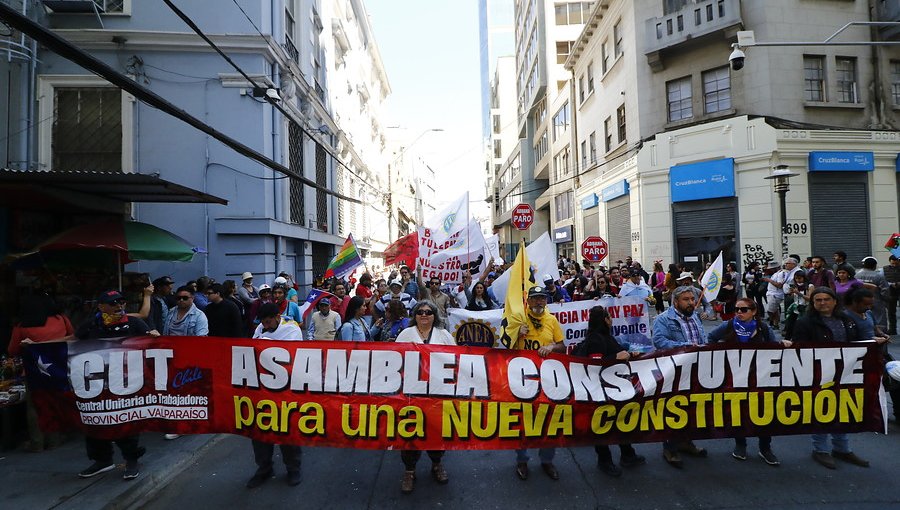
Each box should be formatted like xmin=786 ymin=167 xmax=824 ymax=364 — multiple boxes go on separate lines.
xmin=0 ymin=432 xmax=223 ymax=510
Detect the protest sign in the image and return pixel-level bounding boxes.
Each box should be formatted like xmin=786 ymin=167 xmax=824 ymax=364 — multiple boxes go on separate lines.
xmin=418 ymin=227 xmax=487 ymax=285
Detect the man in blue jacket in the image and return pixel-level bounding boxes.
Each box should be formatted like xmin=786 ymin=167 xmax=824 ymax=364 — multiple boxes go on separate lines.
xmin=651 ymin=285 xmax=708 ymax=468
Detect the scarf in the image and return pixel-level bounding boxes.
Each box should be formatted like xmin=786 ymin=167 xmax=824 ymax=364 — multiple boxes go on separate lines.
xmin=100 ymin=311 xmax=128 ymax=327
xmin=733 ymin=318 xmax=757 ymax=343
xmin=526 ymin=308 xmax=547 ymax=331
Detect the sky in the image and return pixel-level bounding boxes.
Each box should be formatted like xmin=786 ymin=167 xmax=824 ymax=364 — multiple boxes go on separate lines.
xmin=365 ymin=0 xmax=490 ymax=224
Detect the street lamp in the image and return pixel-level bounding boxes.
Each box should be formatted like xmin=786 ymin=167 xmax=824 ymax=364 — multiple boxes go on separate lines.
xmin=764 ymin=164 xmax=799 ymax=260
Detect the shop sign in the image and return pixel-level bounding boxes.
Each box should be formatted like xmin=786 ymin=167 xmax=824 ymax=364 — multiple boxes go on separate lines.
xmin=553 ymin=226 xmax=572 ymax=244
xmin=808 ymin=151 xmax=873 ymax=172
xmin=601 ymin=180 xmax=630 ymax=202
xmin=580 ymin=193 xmax=599 ymax=210
xmin=669 ymin=158 xmax=735 ymax=203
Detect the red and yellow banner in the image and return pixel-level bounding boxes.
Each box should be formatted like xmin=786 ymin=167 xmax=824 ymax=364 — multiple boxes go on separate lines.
xmin=25 ymin=337 xmax=888 ymax=449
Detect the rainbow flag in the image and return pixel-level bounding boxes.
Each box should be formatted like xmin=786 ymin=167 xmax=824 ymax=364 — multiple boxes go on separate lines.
xmin=324 ymin=234 xmax=364 ymax=279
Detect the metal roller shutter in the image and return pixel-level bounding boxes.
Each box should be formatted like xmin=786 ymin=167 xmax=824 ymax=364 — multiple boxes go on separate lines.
xmin=607 ymin=196 xmax=631 ymax=264
xmin=674 ymin=207 xmax=736 ymax=237
xmin=583 ymin=209 xmax=599 ymax=240
xmin=809 ymin=173 xmax=870 ymax=263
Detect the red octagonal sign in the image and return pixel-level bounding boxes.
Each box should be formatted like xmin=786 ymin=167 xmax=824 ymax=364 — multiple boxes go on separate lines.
xmin=512 ymin=203 xmax=534 ymax=231
xmin=581 ymin=236 xmax=608 ymax=263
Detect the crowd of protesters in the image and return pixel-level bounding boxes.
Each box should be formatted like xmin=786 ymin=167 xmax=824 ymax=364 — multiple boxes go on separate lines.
xmin=5 ymin=248 xmax=899 ymax=492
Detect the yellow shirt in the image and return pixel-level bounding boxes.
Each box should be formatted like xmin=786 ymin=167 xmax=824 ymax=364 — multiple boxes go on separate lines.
xmin=513 ymin=310 xmax=563 ymax=351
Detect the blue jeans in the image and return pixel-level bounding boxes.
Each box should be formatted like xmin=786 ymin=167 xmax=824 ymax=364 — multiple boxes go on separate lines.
xmin=812 ymin=433 xmax=850 ymax=454
xmin=516 ymin=448 xmax=555 ymax=464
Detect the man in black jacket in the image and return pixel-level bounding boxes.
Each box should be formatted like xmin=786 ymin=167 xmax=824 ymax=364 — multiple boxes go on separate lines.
xmin=204 ymin=283 xmax=245 ymax=338
xmin=792 ymin=286 xmax=868 ymax=470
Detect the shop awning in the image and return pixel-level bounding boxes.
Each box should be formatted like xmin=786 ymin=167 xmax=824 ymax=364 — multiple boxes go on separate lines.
xmin=0 ymin=169 xmax=227 ymax=206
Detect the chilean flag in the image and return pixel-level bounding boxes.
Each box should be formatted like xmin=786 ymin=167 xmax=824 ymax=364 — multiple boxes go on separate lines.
xmin=297 ymin=289 xmax=337 ymax=320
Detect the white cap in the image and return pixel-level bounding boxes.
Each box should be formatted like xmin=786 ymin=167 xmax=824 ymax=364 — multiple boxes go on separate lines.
xmin=389 ymin=278 xmax=403 ymax=288
xmin=258 ymin=284 xmax=271 ymax=291
xmin=542 ymin=274 xmax=555 ymax=283
xmin=274 ymin=276 xmax=288 ymax=285
xmin=678 ymin=272 xmax=695 ymax=281
xmin=241 ymin=272 xmax=253 ymax=280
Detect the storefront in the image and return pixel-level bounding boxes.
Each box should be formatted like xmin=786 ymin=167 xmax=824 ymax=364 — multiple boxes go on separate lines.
xmin=580 ymin=193 xmax=600 ymax=243
xmin=669 ymin=158 xmax=738 ymax=274
xmin=602 ymin=180 xmax=631 ymax=266
xmin=807 ymin=151 xmax=872 ymax=263
xmin=553 ymin=225 xmax=574 ymax=259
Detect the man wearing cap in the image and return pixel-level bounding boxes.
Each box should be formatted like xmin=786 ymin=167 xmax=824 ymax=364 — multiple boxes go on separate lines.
xmin=761 ymin=260 xmax=788 ymax=329
xmin=148 ymin=276 xmax=175 ymax=332
xmin=375 ymin=279 xmax=416 ymax=316
xmin=75 ymin=290 xmax=157 ymax=480
xmin=247 ymin=303 xmax=303 ymax=488
xmin=856 ymin=256 xmax=890 ymax=329
xmin=237 ymin=272 xmax=259 ymax=307
xmin=246 ymin=284 xmax=273 ymax=336
xmin=542 ymin=274 xmax=571 ymax=304
xmin=512 ymin=285 xmax=566 ymax=481
xmin=651 ymin=285 xmax=709 ymax=467
xmin=884 ymin=255 xmax=900 ymax=335
xmin=307 ymin=298 xmax=342 ymax=340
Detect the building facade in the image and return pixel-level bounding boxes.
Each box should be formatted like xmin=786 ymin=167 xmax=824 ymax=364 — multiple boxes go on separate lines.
xmin=561 ymin=0 xmax=899 ymax=272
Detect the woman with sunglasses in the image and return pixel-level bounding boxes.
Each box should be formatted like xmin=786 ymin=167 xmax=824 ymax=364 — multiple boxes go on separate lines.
xmin=584 ymin=274 xmax=614 ymax=299
xmin=394 ymin=300 xmax=456 ymax=493
xmin=708 ymin=298 xmax=785 ymax=466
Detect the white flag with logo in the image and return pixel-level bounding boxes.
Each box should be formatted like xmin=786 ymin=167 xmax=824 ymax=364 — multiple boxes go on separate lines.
xmin=699 ymin=251 xmax=724 ymax=301
xmin=423 ymin=192 xmax=469 ymax=246
xmin=484 ymin=234 xmax=501 ymax=260
xmin=429 ymin=220 xmax=486 ymax=267
xmin=491 ymin=232 xmax=560 ymax=305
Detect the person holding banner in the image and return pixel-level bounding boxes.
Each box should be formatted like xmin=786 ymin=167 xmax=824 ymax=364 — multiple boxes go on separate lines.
xmin=513 ymin=286 xmax=566 ymax=481
xmin=395 ymin=300 xmax=455 ymax=493
xmin=247 ymin=303 xmax=303 ymax=488
xmin=708 ymin=298 xmax=783 ymax=466
xmin=572 ymin=306 xmax=646 ymax=477
xmin=651 ymin=286 xmax=709 ymax=468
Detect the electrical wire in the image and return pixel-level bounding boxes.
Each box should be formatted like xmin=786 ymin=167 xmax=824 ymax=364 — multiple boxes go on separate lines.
xmin=207 ymin=161 xmax=290 ymax=180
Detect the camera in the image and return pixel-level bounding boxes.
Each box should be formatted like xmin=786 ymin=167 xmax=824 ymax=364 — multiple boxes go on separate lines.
xmin=729 ymin=45 xmax=745 ymax=71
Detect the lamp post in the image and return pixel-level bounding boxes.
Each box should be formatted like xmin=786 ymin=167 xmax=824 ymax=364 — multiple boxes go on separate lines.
xmin=764 ymin=164 xmax=799 ymax=260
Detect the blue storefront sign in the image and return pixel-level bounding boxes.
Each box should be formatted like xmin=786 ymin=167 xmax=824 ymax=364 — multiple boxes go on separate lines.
xmin=601 ymin=180 xmax=630 ymax=202
xmin=580 ymin=193 xmax=599 ymax=210
xmin=808 ymin=151 xmax=874 ymax=172
xmin=553 ymin=226 xmax=572 ymax=244
xmin=669 ymin=158 xmax=735 ymax=203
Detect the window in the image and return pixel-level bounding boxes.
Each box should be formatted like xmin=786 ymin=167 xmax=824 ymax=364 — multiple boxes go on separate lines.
xmin=52 ymin=87 xmax=122 ymax=172
xmin=835 ymin=57 xmax=858 ymax=103
xmin=578 ymin=75 xmax=585 ymax=103
xmin=554 ymin=148 xmax=570 ymax=181
xmin=534 ymin=131 xmax=549 ymax=161
xmin=667 ymin=76 xmax=693 ymax=121
xmin=552 ymin=102 xmax=570 ymax=141
xmin=601 ymin=40 xmax=609 ymax=74
xmin=604 ymin=117 xmax=612 ymax=152
xmin=804 ymin=55 xmax=825 ymax=102
xmin=94 ymin=0 xmax=125 ymax=13
xmin=581 ymin=141 xmax=587 ymax=169
xmin=587 ymin=62 xmax=595 ymax=93
xmin=555 ymin=190 xmax=574 ymax=221
xmin=702 ymin=66 xmax=731 ymax=113
xmin=663 ymin=0 xmax=689 ymax=15
xmin=288 ymin=121 xmax=304 ymax=224
xmin=617 ymin=105 xmax=626 ymax=144
xmin=492 ymin=114 xmax=501 ymax=134
xmin=493 ymin=139 xmax=502 ymax=159
xmin=614 ymin=21 xmax=623 ymax=58
xmin=589 ymin=132 xmax=597 ymax=163
xmin=555 ymin=2 xmax=592 ymax=25
xmin=892 ymin=61 xmax=900 ymax=105
xmin=556 ymin=41 xmax=575 ymax=64
xmin=284 ymin=0 xmax=299 ymax=63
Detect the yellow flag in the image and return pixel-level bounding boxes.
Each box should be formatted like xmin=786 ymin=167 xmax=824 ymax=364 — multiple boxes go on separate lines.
xmin=498 ymin=241 xmax=535 ymax=349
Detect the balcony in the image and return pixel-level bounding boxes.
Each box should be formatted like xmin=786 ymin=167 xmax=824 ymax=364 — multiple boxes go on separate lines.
xmin=644 ymin=0 xmax=742 ymax=71
xmin=283 ymin=38 xmax=300 ymax=65
xmin=875 ymin=0 xmax=900 ymax=39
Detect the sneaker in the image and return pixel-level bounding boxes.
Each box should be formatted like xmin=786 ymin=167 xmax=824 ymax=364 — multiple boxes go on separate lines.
xmin=164 ymin=434 xmax=181 ymax=440
xmin=812 ymin=451 xmax=836 ymax=470
xmin=759 ymin=450 xmax=780 ymax=466
xmin=663 ymin=450 xmax=683 ymax=469
xmin=620 ymin=454 xmax=646 ymax=468
xmin=246 ymin=468 xmax=274 ymax=489
xmin=832 ymin=451 xmax=869 ymax=467
xmin=123 ymin=459 xmax=140 ymax=480
xmin=78 ymin=461 xmax=114 ymax=478
xmin=286 ymin=470 xmax=302 ymax=486
xmin=597 ymin=460 xmax=622 ymax=477
xmin=400 ymin=471 xmax=415 ymax=494
xmin=732 ymin=446 xmax=747 ymax=461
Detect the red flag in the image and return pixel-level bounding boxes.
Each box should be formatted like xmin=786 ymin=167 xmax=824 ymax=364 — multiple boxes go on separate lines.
xmin=384 ymin=232 xmax=419 ymax=269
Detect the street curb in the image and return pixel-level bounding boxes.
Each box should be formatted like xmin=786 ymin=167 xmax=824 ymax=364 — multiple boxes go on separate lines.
xmin=101 ymin=434 xmax=227 ymax=510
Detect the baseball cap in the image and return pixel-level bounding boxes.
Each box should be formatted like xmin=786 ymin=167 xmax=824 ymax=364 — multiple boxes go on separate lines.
xmin=677 ymin=272 xmax=695 ymax=281
xmin=542 ymin=274 xmax=555 ymax=284
xmin=318 ymin=298 xmax=331 ymax=307
xmin=389 ymin=278 xmax=403 ymax=288
xmin=528 ymin=285 xmax=548 ymax=298
xmin=258 ymin=284 xmax=272 ymax=293
xmin=98 ymin=290 xmax=125 ymax=304
xmin=241 ymin=272 xmax=253 ymax=281
xmin=274 ymin=276 xmax=288 ymax=285
xmin=152 ymin=276 xmax=175 ymax=287
xmin=487 ymin=272 xmax=496 ymax=278
xmin=767 ymin=261 xmax=781 ymax=269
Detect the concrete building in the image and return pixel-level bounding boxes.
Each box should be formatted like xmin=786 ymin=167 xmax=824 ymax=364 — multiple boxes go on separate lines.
xmin=0 ymin=0 xmax=393 ymax=296
xmin=563 ymin=0 xmax=899 ymax=273
xmin=493 ymin=0 xmax=592 ymax=260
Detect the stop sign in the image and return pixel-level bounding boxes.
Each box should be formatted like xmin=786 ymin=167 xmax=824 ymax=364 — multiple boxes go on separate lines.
xmin=512 ymin=203 xmax=534 ymax=231
xmin=581 ymin=236 xmax=608 ymax=263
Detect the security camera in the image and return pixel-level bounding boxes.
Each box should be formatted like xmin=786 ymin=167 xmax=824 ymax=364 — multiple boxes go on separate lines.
xmin=729 ymin=44 xmax=745 ymax=71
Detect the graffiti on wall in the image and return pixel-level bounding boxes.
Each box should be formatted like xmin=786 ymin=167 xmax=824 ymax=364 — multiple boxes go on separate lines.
xmin=742 ymin=243 xmax=774 ymax=267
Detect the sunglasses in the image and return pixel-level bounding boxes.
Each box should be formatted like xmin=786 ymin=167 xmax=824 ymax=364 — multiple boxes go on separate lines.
xmin=415 ymin=309 xmax=434 ymax=316
xmin=106 ymin=299 xmax=126 ymax=306
xmin=176 ymin=295 xmax=192 ymax=301
xmin=735 ymin=306 xmax=753 ymax=313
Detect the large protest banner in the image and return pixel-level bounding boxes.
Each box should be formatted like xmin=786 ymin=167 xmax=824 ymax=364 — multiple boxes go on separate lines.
xmin=449 ymin=297 xmax=653 ymax=352
xmin=23 ymin=337 xmax=887 ymax=451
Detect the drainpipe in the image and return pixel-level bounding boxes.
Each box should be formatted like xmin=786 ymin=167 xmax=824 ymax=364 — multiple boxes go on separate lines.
xmin=270 ymin=2 xmax=282 ymax=275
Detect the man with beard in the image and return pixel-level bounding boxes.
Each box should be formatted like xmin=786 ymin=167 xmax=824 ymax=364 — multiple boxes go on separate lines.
xmin=511 ymin=286 xmax=566 ymax=482
xmin=651 ymin=286 xmax=709 ymax=468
